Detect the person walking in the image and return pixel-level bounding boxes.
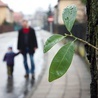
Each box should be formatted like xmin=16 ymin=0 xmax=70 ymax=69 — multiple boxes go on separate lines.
xmin=17 ymin=19 xmax=38 ymax=79
xmin=3 ymin=47 xmax=20 ymax=78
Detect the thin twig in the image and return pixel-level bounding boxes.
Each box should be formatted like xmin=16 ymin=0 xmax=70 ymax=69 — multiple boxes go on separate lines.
xmin=65 ymin=34 xmax=98 ymax=51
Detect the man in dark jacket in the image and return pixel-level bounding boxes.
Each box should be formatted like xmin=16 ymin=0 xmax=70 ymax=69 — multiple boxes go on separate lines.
xmin=17 ymin=19 xmax=38 ymax=79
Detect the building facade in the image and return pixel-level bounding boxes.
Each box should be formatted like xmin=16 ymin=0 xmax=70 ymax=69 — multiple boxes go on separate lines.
xmin=0 ymin=0 xmax=14 ymax=25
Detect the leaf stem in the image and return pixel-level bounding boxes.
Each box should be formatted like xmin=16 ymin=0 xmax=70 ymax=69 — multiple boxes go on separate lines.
xmin=65 ymin=34 xmax=98 ymax=51
xmin=70 ymin=32 xmax=72 ymax=35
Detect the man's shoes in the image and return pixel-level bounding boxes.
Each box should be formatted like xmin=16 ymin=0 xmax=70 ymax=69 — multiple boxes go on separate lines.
xmin=32 ymin=74 xmax=35 ymax=80
xmin=24 ymin=74 xmax=29 ymax=78
xmin=8 ymin=75 xmax=12 ymax=79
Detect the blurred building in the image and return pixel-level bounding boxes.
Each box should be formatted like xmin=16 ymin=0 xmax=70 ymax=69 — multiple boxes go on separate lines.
xmin=23 ymin=15 xmax=33 ymax=26
xmin=13 ymin=12 xmax=23 ymax=31
xmin=0 ymin=0 xmax=14 ymax=25
xmin=13 ymin=12 xmax=23 ymax=23
xmin=31 ymin=9 xmax=47 ymax=28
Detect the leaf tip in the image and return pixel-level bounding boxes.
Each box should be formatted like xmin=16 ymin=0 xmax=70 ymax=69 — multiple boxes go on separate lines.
xmin=48 ymin=79 xmax=52 ymax=82
xmin=43 ymin=49 xmax=46 ymax=53
xmin=48 ymin=75 xmax=54 ymax=82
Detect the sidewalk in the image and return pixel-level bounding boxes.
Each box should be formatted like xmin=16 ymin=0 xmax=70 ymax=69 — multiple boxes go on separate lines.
xmin=27 ymin=30 xmax=91 ymax=98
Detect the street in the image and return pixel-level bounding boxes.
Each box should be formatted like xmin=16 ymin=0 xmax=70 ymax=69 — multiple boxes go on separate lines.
xmin=0 ymin=30 xmax=44 ymax=98
xmin=0 ymin=30 xmax=91 ymax=98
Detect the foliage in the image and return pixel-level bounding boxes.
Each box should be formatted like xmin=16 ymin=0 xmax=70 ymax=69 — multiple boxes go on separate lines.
xmin=62 ymin=5 xmax=77 ymax=33
xmin=44 ymin=5 xmax=98 ymax=82
xmin=2 ymin=19 xmax=12 ymax=25
xmin=44 ymin=5 xmax=77 ymax=82
xmin=44 ymin=34 xmax=65 ymax=53
xmin=49 ymin=42 xmax=74 ymax=82
xmin=81 ymin=0 xmax=87 ymax=4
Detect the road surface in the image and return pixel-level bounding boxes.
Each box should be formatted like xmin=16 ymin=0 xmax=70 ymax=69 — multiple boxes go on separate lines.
xmin=0 ymin=30 xmax=44 ymax=98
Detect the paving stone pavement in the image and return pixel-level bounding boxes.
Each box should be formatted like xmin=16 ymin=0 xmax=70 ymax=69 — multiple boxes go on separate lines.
xmin=27 ymin=30 xmax=91 ymax=98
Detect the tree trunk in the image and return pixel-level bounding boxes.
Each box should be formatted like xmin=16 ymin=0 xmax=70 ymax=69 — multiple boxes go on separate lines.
xmin=86 ymin=0 xmax=98 ymax=98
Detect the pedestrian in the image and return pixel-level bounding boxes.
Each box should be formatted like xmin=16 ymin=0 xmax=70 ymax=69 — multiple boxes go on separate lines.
xmin=17 ymin=19 xmax=38 ymax=79
xmin=3 ymin=47 xmax=20 ymax=78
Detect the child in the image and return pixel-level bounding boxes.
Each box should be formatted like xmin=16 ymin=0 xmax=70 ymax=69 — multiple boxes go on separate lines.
xmin=3 ymin=47 xmax=20 ymax=78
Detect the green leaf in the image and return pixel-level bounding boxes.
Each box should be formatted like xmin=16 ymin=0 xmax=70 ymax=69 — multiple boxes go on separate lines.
xmin=44 ymin=34 xmax=65 ymax=53
xmin=62 ymin=5 xmax=77 ymax=32
xmin=49 ymin=42 xmax=75 ymax=82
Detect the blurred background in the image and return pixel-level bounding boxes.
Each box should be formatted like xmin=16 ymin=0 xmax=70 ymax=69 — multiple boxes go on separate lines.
xmin=0 ymin=0 xmax=93 ymax=98
xmin=0 ymin=0 xmax=87 ymax=56
xmin=0 ymin=0 xmax=86 ymax=34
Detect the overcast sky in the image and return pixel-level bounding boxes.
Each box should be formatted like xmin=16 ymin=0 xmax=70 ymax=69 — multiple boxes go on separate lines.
xmin=2 ymin=0 xmax=57 ymax=14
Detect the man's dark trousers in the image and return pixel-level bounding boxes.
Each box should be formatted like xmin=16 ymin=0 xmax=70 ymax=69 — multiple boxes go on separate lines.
xmin=22 ymin=48 xmax=35 ymax=74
